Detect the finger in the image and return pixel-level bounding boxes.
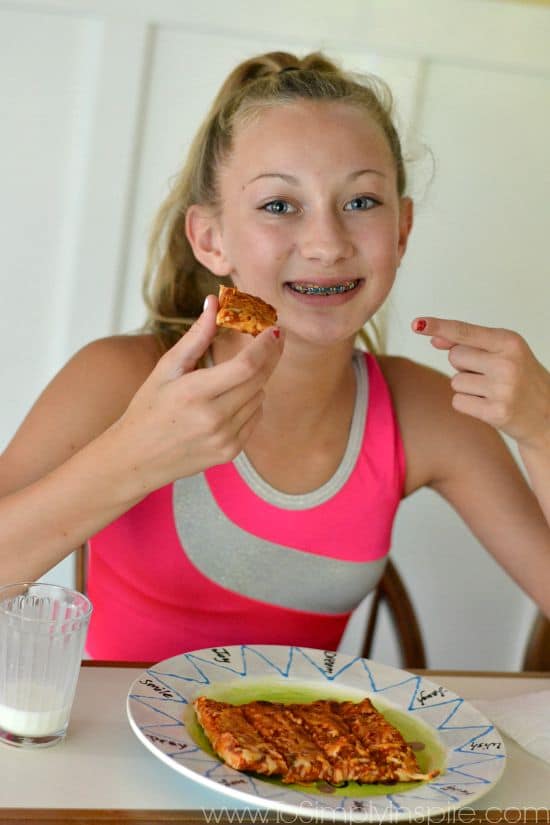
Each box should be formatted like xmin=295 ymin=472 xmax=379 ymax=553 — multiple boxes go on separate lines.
xmin=157 ymin=295 xmax=219 ymax=381
xmin=451 ymin=393 xmax=504 ymax=427
xmin=212 ymin=363 xmax=271 ymax=419
xmin=412 ymin=317 xmax=509 ymax=353
xmin=430 ymin=336 xmax=454 ymax=350
xmin=447 ymin=345 xmax=494 ymax=375
xmin=226 ymin=388 xmax=265 ymax=435
xmin=200 ymin=325 xmax=284 ymax=399
xmin=234 ymin=403 xmax=263 ymax=449
xmin=200 ymin=389 xmax=265 ymax=464
xmin=450 ymin=371 xmax=488 ymax=398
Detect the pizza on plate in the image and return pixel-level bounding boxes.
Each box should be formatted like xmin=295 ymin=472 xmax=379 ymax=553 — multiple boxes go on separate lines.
xmin=193 ymin=696 xmax=439 ymax=785
xmin=215 ymin=286 xmax=278 ymax=337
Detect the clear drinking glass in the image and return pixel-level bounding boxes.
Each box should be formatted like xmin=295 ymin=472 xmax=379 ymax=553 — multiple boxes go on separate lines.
xmin=0 ymin=582 xmax=92 ymax=748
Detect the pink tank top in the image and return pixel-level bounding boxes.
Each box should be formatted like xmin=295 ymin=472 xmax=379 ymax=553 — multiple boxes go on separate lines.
xmin=86 ymin=353 xmax=405 ymax=661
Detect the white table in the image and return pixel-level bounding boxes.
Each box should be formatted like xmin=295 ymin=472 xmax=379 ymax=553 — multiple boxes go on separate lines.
xmin=2 ymin=663 xmax=550 ymax=823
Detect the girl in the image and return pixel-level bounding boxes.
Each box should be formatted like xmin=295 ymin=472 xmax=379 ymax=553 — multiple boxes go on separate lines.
xmin=1 ymin=51 xmax=549 ymax=661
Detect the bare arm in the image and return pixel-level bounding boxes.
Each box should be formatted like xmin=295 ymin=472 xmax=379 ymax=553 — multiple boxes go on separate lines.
xmin=518 ymin=436 xmax=550 ymax=528
xmin=381 ymin=355 xmax=550 ymax=620
xmin=428 ymin=404 xmax=550 ymax=619
xmin=0 ymin=335 xmax=160 ymax=582
xmin=0 ymin=300 xmax=283 ymax=584
xmin=0 ymin=429 xmax=147 ymax=582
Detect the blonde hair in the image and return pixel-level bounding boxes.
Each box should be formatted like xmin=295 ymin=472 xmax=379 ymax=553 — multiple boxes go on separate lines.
xmin=142 ymin=51 xmax=407 ymax=353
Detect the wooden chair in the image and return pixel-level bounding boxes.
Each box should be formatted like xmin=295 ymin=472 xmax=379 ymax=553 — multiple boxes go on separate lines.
xmin=75 ymin=543 xmax=88 ymax=596
xmin=361 ymin=559 xmax=427 ymax=669
xmin=363 ymin=563 xmax=550 ymax=672
xmin=522 ymin=611 xmax=550 ymax=671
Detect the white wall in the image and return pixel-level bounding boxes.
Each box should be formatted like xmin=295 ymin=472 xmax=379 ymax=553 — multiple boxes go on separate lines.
xmin=1 ymin=0 xmax=549 ymax=669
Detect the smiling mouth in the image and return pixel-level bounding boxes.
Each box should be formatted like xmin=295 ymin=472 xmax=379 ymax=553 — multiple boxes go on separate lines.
xmin=287 ymin=279 xmax=360 ymax=296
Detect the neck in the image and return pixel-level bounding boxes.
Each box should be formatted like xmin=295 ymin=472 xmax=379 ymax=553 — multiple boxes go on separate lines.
xmin=212 ymin=331 xmax=358 ymax=433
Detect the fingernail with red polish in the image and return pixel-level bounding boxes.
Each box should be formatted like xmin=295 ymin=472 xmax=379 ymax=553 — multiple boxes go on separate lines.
xmin=271 ymin=327 xmax=281 ymax=339
xmin=413 ymin=318 xmax=427 ymax=332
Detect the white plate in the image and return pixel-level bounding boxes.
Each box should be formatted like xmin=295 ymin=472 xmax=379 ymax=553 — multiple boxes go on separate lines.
xmin=126 ymin=645 xmax=505 ymax=822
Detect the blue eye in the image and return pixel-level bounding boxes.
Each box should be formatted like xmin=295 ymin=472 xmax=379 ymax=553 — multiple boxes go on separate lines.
xmin=262 ymin=199 xmax=296 ymax=215
xmin=344 ymin=196 xmax=379 ymax=211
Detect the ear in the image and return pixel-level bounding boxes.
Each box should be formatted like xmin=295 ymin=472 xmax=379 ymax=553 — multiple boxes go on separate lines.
xmin=397 ymin=197 xmax=414 ymax=263
xmin=185 ymin=204 xmax=232 ymax=277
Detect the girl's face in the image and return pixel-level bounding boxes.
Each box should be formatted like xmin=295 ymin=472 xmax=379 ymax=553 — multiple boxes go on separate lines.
xmin=201 ymin=101 xmax=412 ymax=347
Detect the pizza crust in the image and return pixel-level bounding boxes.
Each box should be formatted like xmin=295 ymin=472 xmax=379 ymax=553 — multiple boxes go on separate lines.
xmin=215 ymin=285 xmax=278 ymax=337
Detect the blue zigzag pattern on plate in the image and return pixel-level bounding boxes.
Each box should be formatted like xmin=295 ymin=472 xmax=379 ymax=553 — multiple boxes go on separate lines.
xmin=141 ymin=652 xmax=249 ymax=687
xmin=362 ymin=661 xmax=501 ymax=750
xmin=140 ymin=721 xmax=188 ymax=731
xmin=139 ymin=722 xmax=196 ymax=744
xmin=127 ymin=645 xmax=506 ymax=822
xmin=129 ymin=695 xmax=186 ymax=725
xmin=290 ymin=648 xmax=367 ymax=682
xmin=445 ymin=756 xmax=506 ymax=782
xmin=453 ymin=728 xmax=504 ymax=757
xmin=360 ymin=662 xmax=421 ymax=694
xmin=144 ymin=670 xmax=191 ymax=702
xmin=303 ymin=649 xmax=503 ymax=806
xmin=382 ymin=795 xmax=407 ymax=814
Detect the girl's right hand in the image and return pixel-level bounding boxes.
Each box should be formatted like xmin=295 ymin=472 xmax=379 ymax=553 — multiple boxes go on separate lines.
xmin=111 ymin=296 xmax=283 ymax=496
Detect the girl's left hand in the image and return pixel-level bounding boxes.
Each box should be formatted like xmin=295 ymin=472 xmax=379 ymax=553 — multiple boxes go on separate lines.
xmin=412 ymin=317 xmax=550 ymax=449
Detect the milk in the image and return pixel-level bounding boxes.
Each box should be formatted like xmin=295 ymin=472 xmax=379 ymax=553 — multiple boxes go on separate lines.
xmin=0 ymin=683 xmax=70 ymax=736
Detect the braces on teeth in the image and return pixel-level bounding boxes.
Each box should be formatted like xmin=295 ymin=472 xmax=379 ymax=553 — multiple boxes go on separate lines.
xmin=290 ymin=280 xmax=358 ymax=295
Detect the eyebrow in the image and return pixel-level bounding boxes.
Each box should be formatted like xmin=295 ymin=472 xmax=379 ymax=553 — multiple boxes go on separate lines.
xmin=245 ymin=168 xmax=387 ymax=188
xmin=349 ymin=168 xmax=387 ymax=181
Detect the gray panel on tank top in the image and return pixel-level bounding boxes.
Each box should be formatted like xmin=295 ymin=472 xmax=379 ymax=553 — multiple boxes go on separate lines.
xmin=173 ymin=474 xmax=386 ymax=613
xmin=172 ymin=351 xmax=387 ymax=614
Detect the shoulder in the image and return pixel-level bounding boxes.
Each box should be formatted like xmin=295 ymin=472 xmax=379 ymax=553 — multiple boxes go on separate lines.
xmin=374 ymin=354 xmax=505 ymax=496
xmin=375 ymin=354 xmax=453 ymax=424
xmin=57 ymin=332 xmax=165 ymax=425
xmin=72 ymin=333 xmax=162 ymax=390
xmin=376 ymin=353 xmax=446 ymax=392
xmin=0 ymin=333 xmax=164 ymax=494
xmin=54 ymin=333 xmax=162 ymax=417
xmin=75 ymin=332 xmax=162 ymax=372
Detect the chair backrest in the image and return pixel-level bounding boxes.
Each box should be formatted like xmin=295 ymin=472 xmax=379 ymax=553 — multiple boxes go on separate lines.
xmin=362 ymin=560 xmax=550 ymax=672
xmin=361 ymin=559 xmax=427 ymax=669
xmin=75 ymin=543 xmax=87 ymax=595
xmin=522 ymin=611 xmax=550 ymax=671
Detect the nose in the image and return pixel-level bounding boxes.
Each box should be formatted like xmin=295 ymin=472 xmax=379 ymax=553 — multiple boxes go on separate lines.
xmin=298 ymin=208 xmax=354 ymax=266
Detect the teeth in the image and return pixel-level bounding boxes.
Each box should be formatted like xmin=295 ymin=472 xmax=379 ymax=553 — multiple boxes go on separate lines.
xmin=289 ymin=280 xmax=359 ymax=295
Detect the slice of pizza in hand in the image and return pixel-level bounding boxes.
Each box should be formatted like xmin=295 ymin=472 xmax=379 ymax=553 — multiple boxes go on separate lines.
xmin=216 ymin=285 xmax=278 ymax=337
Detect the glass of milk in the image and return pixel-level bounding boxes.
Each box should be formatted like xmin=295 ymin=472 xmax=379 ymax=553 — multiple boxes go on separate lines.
xmin=0 ymin=582 xmax=92 ymax=748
